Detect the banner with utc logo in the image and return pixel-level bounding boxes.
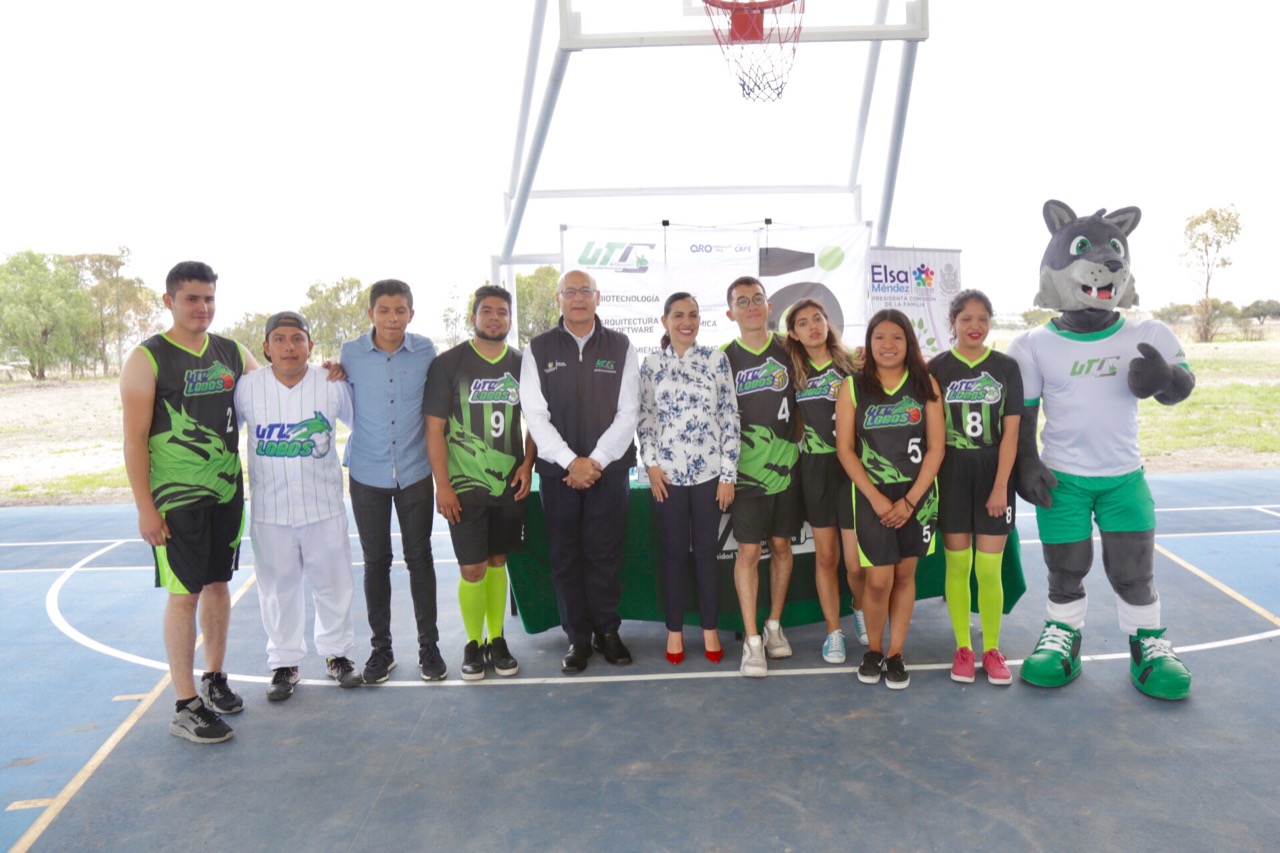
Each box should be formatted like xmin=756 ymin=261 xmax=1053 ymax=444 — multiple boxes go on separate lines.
xmin=560 ymin=223 xmax=871 ymax=357
xmin=865 ymin=246 xmax=963 ymax=358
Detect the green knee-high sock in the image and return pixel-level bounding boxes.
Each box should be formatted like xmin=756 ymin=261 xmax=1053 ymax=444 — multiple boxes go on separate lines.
xmin=944 ymin=547 xmax=973 ymax=649
xmin=458 ymin=577 xmax=486 ymax=644
xmin=485 ymin=564 xmax=508 ymax=639
xmin=974 ymin=550 xmax=1004 ymax=651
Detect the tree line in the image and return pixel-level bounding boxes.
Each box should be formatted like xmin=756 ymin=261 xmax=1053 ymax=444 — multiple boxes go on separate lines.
xmin=0 ymin=249 xmax=161 ymax=379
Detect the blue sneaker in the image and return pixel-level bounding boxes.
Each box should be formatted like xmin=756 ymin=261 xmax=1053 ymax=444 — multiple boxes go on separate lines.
xmin=822 ymin=629 xmax=847 ymax=664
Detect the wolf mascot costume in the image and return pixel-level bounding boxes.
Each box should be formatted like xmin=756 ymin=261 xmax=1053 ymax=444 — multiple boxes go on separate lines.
xmin=1007 ymin=200 xmax=1194 ymax=700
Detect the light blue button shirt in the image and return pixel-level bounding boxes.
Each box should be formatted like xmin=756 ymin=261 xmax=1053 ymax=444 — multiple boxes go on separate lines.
xmin=340 ymin=330 xmax=436 ymax=489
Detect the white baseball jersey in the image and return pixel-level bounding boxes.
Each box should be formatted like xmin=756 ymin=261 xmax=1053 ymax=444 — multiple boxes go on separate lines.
xmin=1006 ymin=317 xmax=1187 ymax=478
xmin=235 ymin=364 xmax=354 ymax=526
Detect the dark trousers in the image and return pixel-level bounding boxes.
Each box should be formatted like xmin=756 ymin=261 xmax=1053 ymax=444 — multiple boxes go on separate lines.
xmin=349 ymin=476 xmax=438 ymax=652
xmin=540 ymin=467 xmax=627 ymax=645
xmin=653 ymin=478 xmax=723 ymax=632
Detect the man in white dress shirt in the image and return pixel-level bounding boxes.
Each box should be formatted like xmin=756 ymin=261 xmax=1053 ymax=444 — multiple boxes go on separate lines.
xmin=518 ymin=270 xmax=641 ymax=674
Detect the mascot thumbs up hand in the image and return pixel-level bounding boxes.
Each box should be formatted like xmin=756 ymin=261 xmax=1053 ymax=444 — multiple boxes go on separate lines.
xmin=1006 ymin=199 xmax=1194 ymax=701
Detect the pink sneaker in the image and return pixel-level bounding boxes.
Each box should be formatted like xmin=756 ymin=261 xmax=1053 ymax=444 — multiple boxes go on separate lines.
xmin=983 ymin=649 xmax=1013 ymax=685
xmin=950 ymin=647 xmax=975 ymax=683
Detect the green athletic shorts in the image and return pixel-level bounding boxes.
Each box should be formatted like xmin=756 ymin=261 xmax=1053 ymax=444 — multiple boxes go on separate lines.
xmin=1035 ymin=469 xmax=1155 ymax=544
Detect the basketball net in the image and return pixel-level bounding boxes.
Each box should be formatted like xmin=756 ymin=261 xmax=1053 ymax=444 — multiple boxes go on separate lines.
xmin=703 ymin=0 xmax=805 ymax=102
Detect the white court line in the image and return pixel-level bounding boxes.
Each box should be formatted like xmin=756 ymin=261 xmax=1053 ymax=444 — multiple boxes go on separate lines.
xmin=1258 ymin=507 xmax=1280 ymax=520
xmin=1017 ymin=529 xmax=1280 ymax=546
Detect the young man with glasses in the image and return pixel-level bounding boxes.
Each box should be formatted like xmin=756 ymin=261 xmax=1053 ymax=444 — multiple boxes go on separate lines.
xmin=519 ymin=270 xmax=640 ymax=674
xmin=721 ymin=276 xmax=801 ymax=677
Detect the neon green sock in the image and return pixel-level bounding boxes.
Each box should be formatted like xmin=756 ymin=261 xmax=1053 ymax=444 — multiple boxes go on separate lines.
xmin=944 ymin=547 xmax=973 ymax=649
xmin=974 ymin=550 xmax=1005 ymax=651
xmin=458 ymin=577 xmax=486 ymax=644
xmin=485 ymin=564 xmax=508 ymax=640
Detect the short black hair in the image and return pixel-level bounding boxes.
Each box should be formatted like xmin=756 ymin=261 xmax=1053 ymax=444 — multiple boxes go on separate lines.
xmin=470 ymin=285 xmax=512 ymax=319
xmin=369 ymin=279 xmax=413 ymax=310
xmin=726 ymin=275 xmax=765 ymax=305
xmin=165 ymin=261 xmax=217 ymax=297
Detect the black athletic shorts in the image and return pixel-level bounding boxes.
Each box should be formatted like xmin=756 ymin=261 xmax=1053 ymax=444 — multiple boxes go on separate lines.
xmin=448 ymin=501 xmax=525 ymax=567
xmin=854 ymin=480 xmax=936 ymax=567
xmin=937 ymin=447 xmax=1015 ymax=536
xmin=799 ymin=452 xmax=854 ymax=531
xmin=730 ymin=481 xmax=802 ymax=545
xmin=154 ymin=493 xmax=244 ymax=594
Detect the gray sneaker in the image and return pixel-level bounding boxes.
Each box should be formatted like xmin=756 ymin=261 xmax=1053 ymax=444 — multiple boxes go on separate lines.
xmin=199 ymin=671 xmax=243 ymax=714
xmin=852 ymin=609 xmax=869 ymax=646
xmin=326 ymin=656 xmax=363 ymax=688
xmin=170 ymin=698 xmax=233 ymax=744
xmin=267 ymin=666 xmax=299 ymax=701
xmin=762 ymin=621 xmax=793 ymax=659
xmin=740 ymin=636 xmax=767 ymax=678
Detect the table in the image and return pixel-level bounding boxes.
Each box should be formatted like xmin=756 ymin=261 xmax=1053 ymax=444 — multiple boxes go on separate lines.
xmin=507 ymin=478 xmax=1024 ymax=635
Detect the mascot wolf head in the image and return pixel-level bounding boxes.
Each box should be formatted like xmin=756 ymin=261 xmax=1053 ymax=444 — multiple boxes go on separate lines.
xmin=1037 ymin=200 xmax=1141 ymax=311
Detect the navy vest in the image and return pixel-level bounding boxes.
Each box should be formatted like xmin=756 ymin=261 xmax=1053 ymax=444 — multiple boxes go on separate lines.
xmin=528 ymin=318 xmax=637 ymax=478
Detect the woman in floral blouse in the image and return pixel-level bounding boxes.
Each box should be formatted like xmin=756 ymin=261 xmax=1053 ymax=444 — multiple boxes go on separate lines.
xmin=638 ymin=292 xmax=739 ymax=665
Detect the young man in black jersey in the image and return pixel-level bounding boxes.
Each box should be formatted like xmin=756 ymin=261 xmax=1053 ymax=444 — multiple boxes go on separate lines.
xmin=425 ymin=286 xmax=535 ymax=680
xmin=121 ymin=261 xmax=259 ymax=743
xmin=721 ymin=276 xmax=801 ymax=677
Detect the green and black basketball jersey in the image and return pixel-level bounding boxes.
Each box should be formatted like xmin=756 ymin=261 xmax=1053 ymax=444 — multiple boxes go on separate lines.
xmin=721 ymin=333 xmax=798 ymax=497
xmin=423 ymin=341 xmax=525 ymax=506
xmin=140 ymin=333 xmax=245 ymax=512
xmin=849 ymin=374 xmax=929 ymax=487
xmin=928 ymin=349 xmax=1024 ymax=451
xmin=796 ymin=359 xmax=847 ymax=455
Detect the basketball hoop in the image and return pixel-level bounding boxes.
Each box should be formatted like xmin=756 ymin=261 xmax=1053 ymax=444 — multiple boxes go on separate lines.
xmin=703 ymin=0 xmax=805 ymax=102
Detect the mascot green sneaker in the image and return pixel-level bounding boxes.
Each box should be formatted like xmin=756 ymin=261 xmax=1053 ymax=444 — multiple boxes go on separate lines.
xmin=1020 ymin=620 xmax=1082 ymax=687
xmin=1129 ymin=628 xmax=1191 ymax=700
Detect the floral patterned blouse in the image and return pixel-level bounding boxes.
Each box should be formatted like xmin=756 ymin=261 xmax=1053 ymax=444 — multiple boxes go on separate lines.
xmin=638 ymin=343 xmax=739 ymax=486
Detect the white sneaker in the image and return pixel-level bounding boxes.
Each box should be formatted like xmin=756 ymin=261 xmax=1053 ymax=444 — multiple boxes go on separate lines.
xmin=852 ymin=609 xmax=869 ymax=646
xmin=740 ymin=636 xmax=767 ymax=678
xmin=762 ymin=620 xmax=793 ymax=659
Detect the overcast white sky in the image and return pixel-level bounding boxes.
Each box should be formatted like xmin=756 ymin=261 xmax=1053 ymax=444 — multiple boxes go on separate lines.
xmin=1 ymin=1 xmax=1274 ymax=338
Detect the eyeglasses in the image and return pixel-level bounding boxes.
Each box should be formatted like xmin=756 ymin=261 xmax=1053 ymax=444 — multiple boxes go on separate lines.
xmin=559 ymin=287 xmax=596 ymax=299
xmin=734 ymin=294 xmax=767 ymax=309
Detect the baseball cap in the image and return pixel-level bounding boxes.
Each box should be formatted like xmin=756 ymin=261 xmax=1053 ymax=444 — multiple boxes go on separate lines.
xmin=264 ymin=311 xmax=311 ymax=340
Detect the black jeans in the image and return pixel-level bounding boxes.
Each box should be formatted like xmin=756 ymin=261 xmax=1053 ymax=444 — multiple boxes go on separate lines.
xmin=349 ymin=475 xmax=438 ymax=652
xmin=653 ymin=478 xmax=723 ymax=632
xmin=540 ymin=467 xmax=628 ymax=645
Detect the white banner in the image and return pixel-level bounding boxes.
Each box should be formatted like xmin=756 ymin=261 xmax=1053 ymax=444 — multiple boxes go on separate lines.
xmin=865 ymin=247 xmax=963 ymax=358
xmin=560 ymin=224 xmax=872 ymax=355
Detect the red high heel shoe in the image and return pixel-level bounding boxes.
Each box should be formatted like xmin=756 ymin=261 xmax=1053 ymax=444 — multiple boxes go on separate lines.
xmin=666 ymin=650 xmax=684 ymax=665
xmin=704 ymin=648 xmax=724 ymax=664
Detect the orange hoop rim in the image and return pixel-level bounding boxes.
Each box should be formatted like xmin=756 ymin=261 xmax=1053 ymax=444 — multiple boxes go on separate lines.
xmin=702 ymin=0 xmax=798 ymax=11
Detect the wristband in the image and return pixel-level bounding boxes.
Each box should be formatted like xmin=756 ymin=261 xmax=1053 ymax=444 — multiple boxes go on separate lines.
xmin=903 ymin=496 xmax=916 ymax=510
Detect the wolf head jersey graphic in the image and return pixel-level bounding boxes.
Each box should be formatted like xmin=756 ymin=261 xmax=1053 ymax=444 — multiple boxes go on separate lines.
xmin=423 ymin=341 xmax=526 ymax=504
xmin=140 ymin=333 xmax=245 ymax=511
xmin=721 ymin=333 xmax=798 ymax=497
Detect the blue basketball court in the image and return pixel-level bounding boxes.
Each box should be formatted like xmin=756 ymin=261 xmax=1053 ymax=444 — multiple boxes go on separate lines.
xmin=3 ymin=470 xmax=1278 ymax=852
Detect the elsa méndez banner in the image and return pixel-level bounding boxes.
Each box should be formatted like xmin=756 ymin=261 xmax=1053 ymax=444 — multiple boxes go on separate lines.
xmin=559 ymin=224 xmax=871 ymax=355
xmin=865 ymin=247 xmax=963 ymax=358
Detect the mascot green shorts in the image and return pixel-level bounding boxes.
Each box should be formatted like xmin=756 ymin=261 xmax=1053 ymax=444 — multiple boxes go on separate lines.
xmin=1035 ymin=469 xmax=1156 ymax=543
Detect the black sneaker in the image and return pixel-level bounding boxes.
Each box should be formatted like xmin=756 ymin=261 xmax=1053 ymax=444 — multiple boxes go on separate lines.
xmin=170 ymin=698 xmax=233 ymax=744
xmin=267 ymin=666 xmax=299 ymax=701
xmin=884 ymin=654 xmax=910 ymax=690
xmin=363 ymin=648 xmax=396 ymax=684
xmin=326 ymin=656 xmax=363 ymax=689
xmin=419 ymin=642 xmax=448 ymax=681
xmin=200 ymin=671 xmax=244 ymax=714
xmin=857 ymin=651 xmax=884 ymax=684
xmin=461 ymin=641 xmax=485 ymax=682
xmin=486 ymin=636 xmax=519 ymax=677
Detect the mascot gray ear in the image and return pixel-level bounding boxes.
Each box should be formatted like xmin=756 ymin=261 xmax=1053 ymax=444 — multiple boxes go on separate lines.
xmin=1106 ymin=206 xmax=1141 ymax=236
xmin=1043 ymin=200 xmax=1077 ymax=234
